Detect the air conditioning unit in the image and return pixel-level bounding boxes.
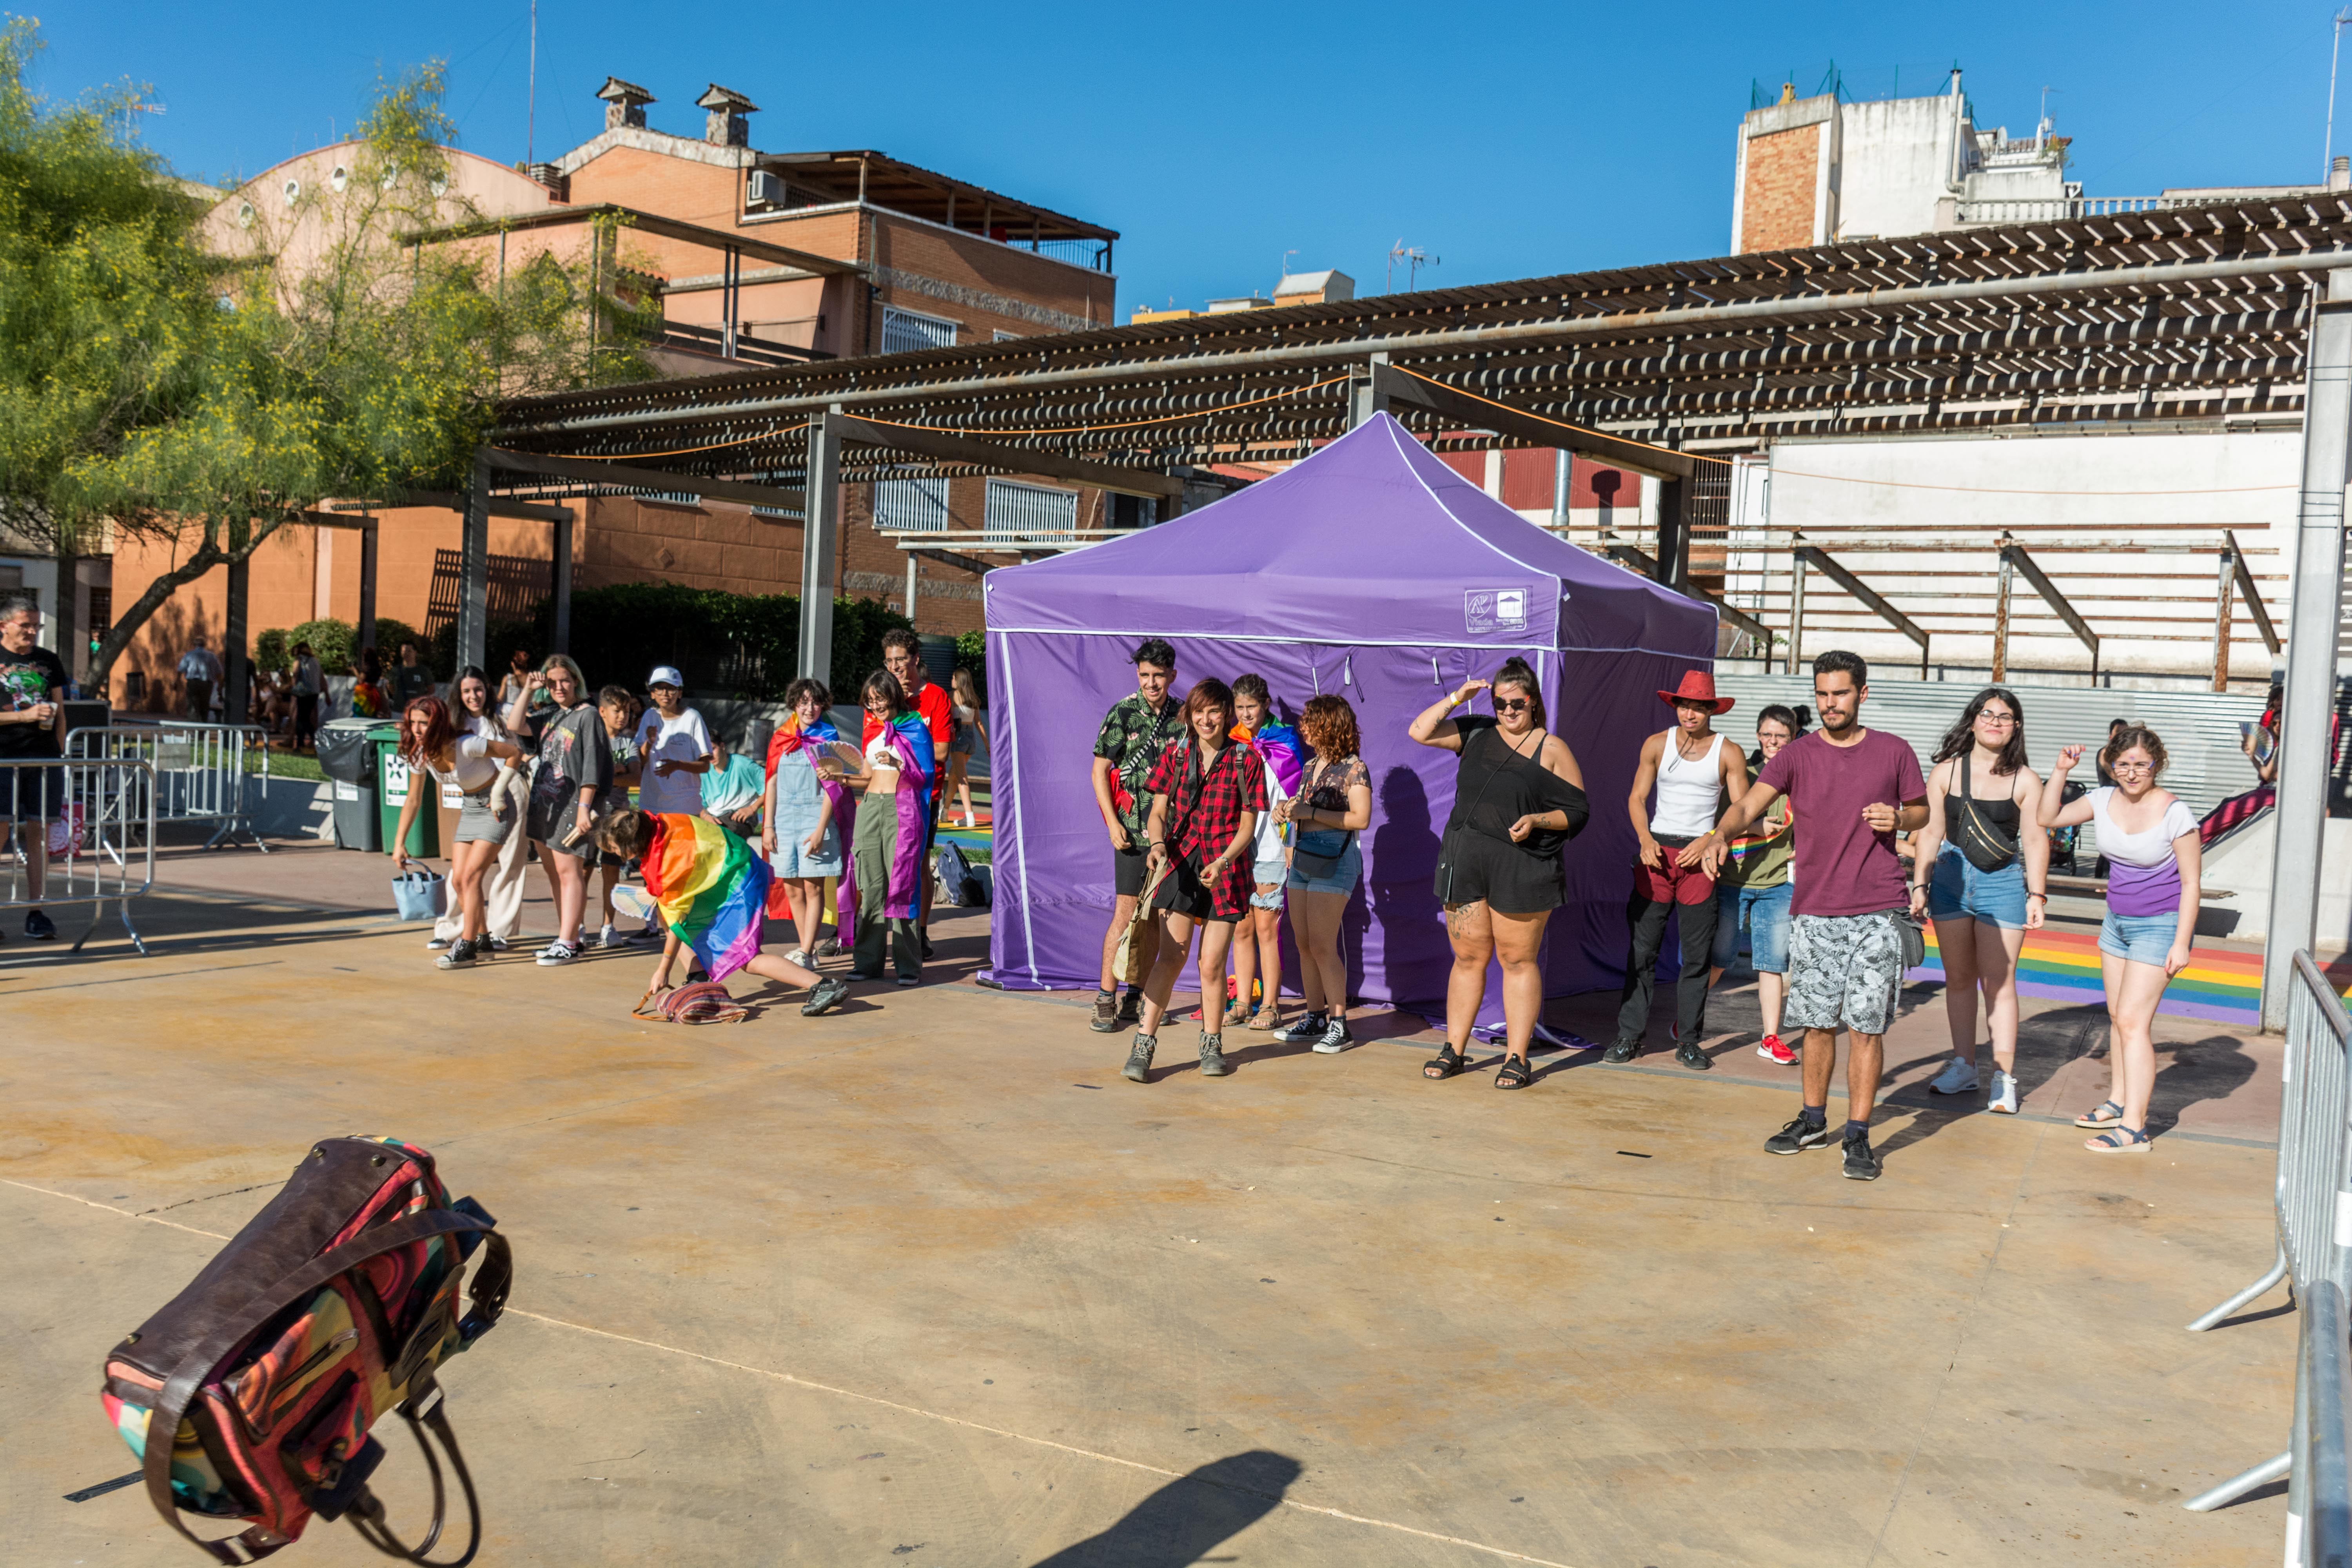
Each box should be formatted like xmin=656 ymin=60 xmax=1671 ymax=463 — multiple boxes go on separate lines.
xmin=745 ymin=170 xmax=784 ymax=211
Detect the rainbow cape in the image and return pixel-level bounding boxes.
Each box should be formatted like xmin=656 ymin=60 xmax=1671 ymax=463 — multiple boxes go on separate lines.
xmin=869 ymin=713 xmax=937 ymax=919
xmin=641 ymin=813 xmax=773 ymax=982
xmin=765 ymin=717 xmax=857 ymax=926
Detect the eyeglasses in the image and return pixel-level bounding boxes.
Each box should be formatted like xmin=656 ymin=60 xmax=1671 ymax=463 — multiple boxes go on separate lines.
xmin=2111 ymin=760 xmax=2154 ymax=774
xmin=1976 ymin=713 xmax=2017 ymax=726
xmin=1494 ymin=698 xmax=1532 ymax=713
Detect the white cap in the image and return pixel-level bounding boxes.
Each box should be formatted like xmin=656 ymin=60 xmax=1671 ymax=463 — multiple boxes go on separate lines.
xmin=647 ymin=665 xmax=684 ymax=690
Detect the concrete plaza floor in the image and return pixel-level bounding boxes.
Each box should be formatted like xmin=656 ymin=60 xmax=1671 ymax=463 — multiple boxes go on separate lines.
xmin=0 ymin=842 xmax=2305 ymax=1566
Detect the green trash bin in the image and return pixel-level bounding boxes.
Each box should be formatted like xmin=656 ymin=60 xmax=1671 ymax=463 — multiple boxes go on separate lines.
xmin=374 ymin=724 xmax=439 ymax=858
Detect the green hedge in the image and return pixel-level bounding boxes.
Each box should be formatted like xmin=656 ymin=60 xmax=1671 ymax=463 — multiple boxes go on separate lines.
xmin=425 ymin=583 xmax=912 ymax=701
xmin=254 ymin=617 xmax=426 ymax=676
xmin=955 ymin=629 xmax=986 ymax=694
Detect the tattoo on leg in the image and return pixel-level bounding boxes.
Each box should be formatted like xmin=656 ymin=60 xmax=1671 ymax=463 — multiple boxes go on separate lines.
xmin=1445 ymin=900 xmax=1486 ymax=940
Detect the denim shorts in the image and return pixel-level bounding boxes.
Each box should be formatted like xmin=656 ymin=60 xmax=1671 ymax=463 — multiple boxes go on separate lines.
xmin=1286 ymin=840 xmax=1362 ymax=897
xmin=1249 ymin=857 xmax=1287 ymax=911
xmin=1926 ymin=849 xmax=2028 ymax=931
xmin=2100 ymin=909 xmax=2180 ymax=967
xmin=1709 ymin=879 xmax=1792 ymax=973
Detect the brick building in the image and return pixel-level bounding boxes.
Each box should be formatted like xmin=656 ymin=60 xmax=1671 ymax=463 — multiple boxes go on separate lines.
xmin=107 ymin=73 xmax=1121 ymax=710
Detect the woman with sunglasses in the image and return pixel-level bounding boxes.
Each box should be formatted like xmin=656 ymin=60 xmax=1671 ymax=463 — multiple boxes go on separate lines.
xmin=1911 ymin=686 xmax=2049 ymax=1116
xmin=1410 ymin=657 xmax=1589 ymax=1090
xmin=2038 ymin=725 xmax=2200 ymax=1153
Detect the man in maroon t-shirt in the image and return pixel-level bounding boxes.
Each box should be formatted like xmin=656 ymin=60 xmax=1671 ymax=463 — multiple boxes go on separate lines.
xmin=1697 ymin=650 xmax=1926 ymax=1181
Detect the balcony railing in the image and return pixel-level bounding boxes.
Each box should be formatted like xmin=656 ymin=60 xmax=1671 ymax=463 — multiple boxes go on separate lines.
xmin=652 ymin=320 xmax=833 ymax=367
xmin=1956 ymin=195 xmax=2200 ymax=225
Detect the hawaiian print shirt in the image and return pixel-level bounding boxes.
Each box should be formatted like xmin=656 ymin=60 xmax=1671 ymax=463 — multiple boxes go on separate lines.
xmin=1093 ymin=691 xmax=1184 ymax=840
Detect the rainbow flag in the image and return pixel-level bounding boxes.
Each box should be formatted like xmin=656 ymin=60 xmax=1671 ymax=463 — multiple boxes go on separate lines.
xmin=1235 ymin=721 xmax=1305 ymax=799
xmin=1910 ymin=927 xmax=2265 ymax=1028
xmin=640 ymin=813 xmax=773 ymax=982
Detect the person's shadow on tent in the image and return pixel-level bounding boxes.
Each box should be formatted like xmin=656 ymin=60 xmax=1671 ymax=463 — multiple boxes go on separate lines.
xmin=1026 ymin=1450 xmax=1303 ymax=1566
xmin=1367 ymin=764 xmax=1445 ymax=1004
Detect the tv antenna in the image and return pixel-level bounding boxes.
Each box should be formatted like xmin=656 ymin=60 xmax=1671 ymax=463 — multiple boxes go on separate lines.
xmin=1278 ymin=248 xmax=1298 ymax=290
xmin=2328 ymin=9 xmax=2352 ymax=180
xmin=1386 ymin=240 xmax=1439 ymax=293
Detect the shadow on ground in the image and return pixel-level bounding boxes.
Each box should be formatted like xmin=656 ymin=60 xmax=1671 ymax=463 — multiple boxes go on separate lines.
xmin=1028 ymin=1451 xmax=1303 ymax=1567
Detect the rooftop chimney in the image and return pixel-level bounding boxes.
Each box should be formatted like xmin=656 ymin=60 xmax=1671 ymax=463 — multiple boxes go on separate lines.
xmin=597 ymin=76 xmax=655 ymax=132
xmin=2333 ymin=155 xmax=2350 ymax=193
xmin=695 ymin=85 xmax=758 ymax=148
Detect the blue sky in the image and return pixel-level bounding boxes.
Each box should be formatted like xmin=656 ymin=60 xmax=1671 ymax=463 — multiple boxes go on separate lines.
xmin=31 ymin=1 xmax=2344 ymax=316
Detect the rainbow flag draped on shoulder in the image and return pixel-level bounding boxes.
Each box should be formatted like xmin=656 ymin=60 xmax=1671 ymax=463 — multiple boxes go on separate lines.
xmin=640 ymin=813 xmax=772 ymax=981
xmin=871 ymin=712 xmax=936 ymax=920
xmin=765 ymin=716 xmax=857 ymax=925
xmin=1238 ymin=721 xmax=1304 ymax=799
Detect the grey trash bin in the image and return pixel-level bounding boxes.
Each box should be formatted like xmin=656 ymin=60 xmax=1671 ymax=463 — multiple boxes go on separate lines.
xmin=315 ymin=718 xmax=380 ymax=851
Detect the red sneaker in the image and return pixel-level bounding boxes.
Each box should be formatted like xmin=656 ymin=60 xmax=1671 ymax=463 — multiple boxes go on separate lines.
xmin=1756 ymin=1034 xmax=1798 ymax=1066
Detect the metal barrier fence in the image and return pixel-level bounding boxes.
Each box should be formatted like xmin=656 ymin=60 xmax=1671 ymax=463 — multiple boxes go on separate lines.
xmin=1 ymin=757 xmax=157 ymax=953
xmin=2184 ymin=951 xmax=2352 ymax=1565
xmin=65 ymin=723 xmax=270 ymax=855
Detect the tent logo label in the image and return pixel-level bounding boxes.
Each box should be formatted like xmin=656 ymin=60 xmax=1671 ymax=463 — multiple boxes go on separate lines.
xmin=1465 ymin=586 xmax=1529 ymax=634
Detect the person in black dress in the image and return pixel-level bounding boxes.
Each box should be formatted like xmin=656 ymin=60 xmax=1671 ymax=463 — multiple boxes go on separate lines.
xmin=1408 ymin=656 xmax=1591 ymax=1089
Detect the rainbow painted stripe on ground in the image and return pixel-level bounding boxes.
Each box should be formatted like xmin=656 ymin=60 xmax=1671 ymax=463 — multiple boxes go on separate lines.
xmin=1911 ymin=928 xmax=2269 ymax=1027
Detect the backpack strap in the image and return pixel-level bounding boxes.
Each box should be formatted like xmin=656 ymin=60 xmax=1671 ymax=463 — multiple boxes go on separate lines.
xmin=141 ymin=1208 xmax=502 ymax=1564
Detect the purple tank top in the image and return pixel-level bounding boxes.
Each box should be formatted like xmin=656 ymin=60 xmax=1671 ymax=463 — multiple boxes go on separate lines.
xmin=2106 ymin=858 xmax=2181 ymax=918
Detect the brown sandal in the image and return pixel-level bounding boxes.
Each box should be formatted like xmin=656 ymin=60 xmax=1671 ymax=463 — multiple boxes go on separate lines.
xmin=1247 ymin=1006 xmax=1282 ymax=1032
xmin=1223 ymin=1000 xmax=1251 ymax=1027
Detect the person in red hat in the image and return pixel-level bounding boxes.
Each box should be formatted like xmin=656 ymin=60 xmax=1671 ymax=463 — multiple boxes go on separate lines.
xmin=1606 ymin=669 xmax=1749 ymax=1070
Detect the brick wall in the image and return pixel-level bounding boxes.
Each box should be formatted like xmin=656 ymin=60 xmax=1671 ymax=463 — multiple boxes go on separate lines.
xmin=1739 ymin=126 xmax=1821 ymax=253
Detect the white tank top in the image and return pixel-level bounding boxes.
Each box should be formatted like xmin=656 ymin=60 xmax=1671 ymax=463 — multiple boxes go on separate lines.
xmin=1651 ymin=731 xmax=1724 ymax=839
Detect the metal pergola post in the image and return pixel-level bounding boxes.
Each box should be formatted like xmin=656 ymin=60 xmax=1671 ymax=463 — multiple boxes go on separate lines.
xmin=457 ymin=449 xmax=492 ymax=675
xmin=1350 ymin=353 xmax=1391 ymax=428
xmin=2263 ymin=267 xmax=2352 ymax=1030
xmin=2212 ymin=538 xmax=2239 ymax=693
xmin=551 ymin=507 xmax=574 ymax=658
xmin=799 ymin=411 xmax=842 ymax=687
xmin=1786 ymin=546 xmax=1807 ymax=674
xmin=357 ymin=517 xmax=378 ymax=658
xmin=224 ymin=552 xmax=250 ymax=724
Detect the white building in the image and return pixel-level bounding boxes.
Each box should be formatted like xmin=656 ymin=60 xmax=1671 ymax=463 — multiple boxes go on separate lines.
xmin=1731 ymin=71 xmax=2348 ymax=253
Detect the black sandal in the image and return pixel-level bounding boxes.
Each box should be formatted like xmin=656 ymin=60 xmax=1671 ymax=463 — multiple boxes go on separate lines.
xmin=1425 ymin=1043 xmax=1467 ymax=1080
xmin=1494 ymin=1054 xmax=1533 ymax=1091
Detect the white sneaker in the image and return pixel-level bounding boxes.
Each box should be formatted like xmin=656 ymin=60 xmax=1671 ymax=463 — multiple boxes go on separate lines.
xmin=535 ymin=942 xmax=580 ymax=966
xmin=596 ymin=923 xmax=618 ymax=949
xmin=784 ymin=949 xmax=809 ymax=969
xmin=1927 ymin=1056 xmax=1979 ymax=1096
xmin=1988 ymin=1068 xmax=2019 ymax=1114
xmin=425 ymin=936 xmax=451 ymax=951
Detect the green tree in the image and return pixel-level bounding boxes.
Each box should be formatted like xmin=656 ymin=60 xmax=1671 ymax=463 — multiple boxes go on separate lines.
xmin=0 ymin=20 xmax=650 ymax=687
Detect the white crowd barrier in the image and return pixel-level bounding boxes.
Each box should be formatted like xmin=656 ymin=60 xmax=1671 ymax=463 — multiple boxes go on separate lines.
xmin=2183 ymin=950 xmax=2352 ymax=1567
xmin=65 ymin=722 xmax=270 ymax=855
xmin=0 ymin=757 xmax=156 ymax=954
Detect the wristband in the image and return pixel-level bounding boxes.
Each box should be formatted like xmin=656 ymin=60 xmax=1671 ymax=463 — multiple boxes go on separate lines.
xmin=2027 ymin=890 xmax=2048 ymax=899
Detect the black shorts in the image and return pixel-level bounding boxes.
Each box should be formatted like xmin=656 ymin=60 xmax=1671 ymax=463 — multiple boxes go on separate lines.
xmin=0 ymin=763 xmax=55 ymax=822
xmin=1433 ymin=828 xmax=1564 ymax=916
xmin=1112 ymin=842 xmax=1151 ymax=898
xmin=1148 ymin=855 xmax=1240 ymax=925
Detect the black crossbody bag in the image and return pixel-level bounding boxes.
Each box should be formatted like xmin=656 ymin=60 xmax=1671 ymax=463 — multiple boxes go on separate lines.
xmin=1947 ymin=751 xmax=2020 ymax=874
xmin=1289 ymin=758 xmax=1356 ymax=880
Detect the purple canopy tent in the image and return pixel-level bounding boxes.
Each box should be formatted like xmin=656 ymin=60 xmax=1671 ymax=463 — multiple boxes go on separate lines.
xmin=979 ymin=414 xmax=1720 ymax=1022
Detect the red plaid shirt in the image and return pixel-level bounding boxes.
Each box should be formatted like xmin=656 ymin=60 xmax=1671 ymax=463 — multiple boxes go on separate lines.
xmin=1145 ymin=737 xmax=1267 ymax=913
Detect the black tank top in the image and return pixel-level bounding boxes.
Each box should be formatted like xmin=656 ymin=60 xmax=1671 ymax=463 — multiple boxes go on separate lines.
xmin=1445 ymin=717 xmax=1590 ymax=857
